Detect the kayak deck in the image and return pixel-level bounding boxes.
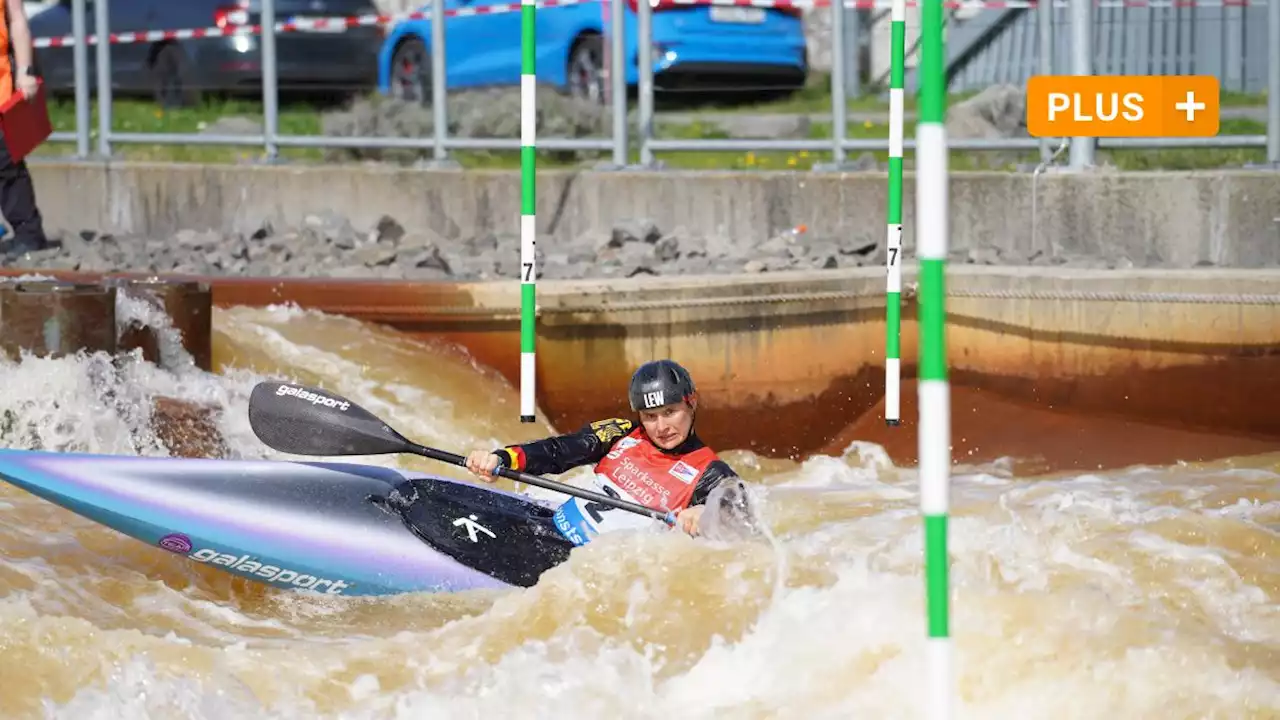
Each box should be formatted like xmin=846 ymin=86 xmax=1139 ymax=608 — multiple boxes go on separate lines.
xmin=0 ymin=449 xmax=574 ymax=596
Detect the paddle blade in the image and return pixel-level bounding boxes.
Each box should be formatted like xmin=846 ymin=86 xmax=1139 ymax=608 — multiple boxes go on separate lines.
xmin=247 ymin=381 xmax=411 ymax=457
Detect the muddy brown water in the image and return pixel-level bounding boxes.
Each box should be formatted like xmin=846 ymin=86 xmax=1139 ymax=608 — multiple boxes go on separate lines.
xmin=0 ymin=305 xmax=1275 ymax=718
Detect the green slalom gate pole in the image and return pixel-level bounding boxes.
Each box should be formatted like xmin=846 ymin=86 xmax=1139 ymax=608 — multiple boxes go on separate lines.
xmin=885 ymin=0 xmax=905 ymax=427
xmin=917 ymin=0 xmax=952 ymax=716
xmin=519 ymin=0 xmax=536 ymax=423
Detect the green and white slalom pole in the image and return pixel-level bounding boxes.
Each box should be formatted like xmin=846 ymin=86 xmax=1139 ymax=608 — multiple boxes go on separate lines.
xmin=885 ymin=0 xmax=905 ymax=427
xmin=519 ymin=0 xmax=536 ymax=423
xmin=917 ymin=0 xmax=952 ymax=716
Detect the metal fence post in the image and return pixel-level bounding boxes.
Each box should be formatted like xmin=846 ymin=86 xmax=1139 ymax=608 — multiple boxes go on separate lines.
xmin=637 ymin=0 xmax=653 ymax=167
xmin=262 ymin=0 xmax=279 ymax=160
xmin=1223 ymin=2 xmax=1243 ymax=93
xmin=431 ymin=0 xmax=448 ymax=162
xmin=1037 ymin=0 xmax=1052 ymax=163
xmin=1268 ymin=0 xmax=1279 ymax=164
xmin=71 ymin=0 xmax=89 ymax=158
xmin=610 ymin=0 xmax=627 ymax=167
xmin=1067 ymin=0 xmax=1094 ymax=169
xmin=844 ymin=5 xmax=861 ymax=100
xmin=829 ymin=0 xmax=847 ymax=166
xmin=94 ymin=0 xmax=111 ymax=158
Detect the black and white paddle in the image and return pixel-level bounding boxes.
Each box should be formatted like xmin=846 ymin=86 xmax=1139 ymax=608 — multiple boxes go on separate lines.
xmin=246 ymin=380 xmax=676 ymax=525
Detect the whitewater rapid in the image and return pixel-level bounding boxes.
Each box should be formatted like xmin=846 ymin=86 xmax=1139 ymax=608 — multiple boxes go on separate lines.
xmin=0 ymin=303 xmax=1276 ymax=719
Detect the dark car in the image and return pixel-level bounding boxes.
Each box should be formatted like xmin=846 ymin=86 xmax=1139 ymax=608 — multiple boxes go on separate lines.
xmin=31 ymin=0 xmax=384 ymax=107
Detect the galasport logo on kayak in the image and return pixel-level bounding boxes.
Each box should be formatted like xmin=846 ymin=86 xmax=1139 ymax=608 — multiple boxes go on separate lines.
xmin=275 ymin=384 xmax=351 ymax=412
xmin=157 ymin=533 xmax=353 ymax=595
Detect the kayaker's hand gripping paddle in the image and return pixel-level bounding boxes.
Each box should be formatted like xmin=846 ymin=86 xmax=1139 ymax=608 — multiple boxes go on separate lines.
xmin=246 ymin=381 xmax=678 ymax=526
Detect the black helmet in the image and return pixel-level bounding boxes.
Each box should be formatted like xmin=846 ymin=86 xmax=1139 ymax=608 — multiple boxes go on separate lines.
xmin=628 ymin=359 xmax=696 ymax=412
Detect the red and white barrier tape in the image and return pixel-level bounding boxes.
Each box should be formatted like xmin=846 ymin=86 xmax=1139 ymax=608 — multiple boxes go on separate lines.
xmin=31 ymin=0 xmax=592 ymax=49
xmin=32 ymin=0 xmax=1265 ymax=49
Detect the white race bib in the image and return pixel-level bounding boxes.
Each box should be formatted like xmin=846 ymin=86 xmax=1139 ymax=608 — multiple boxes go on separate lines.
xmin=552 ymin=474 xmax=661 ymax=546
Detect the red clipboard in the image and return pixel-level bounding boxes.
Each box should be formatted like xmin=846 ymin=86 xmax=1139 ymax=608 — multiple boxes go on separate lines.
xmin=0 ymin=78 xmax=53 ymax=163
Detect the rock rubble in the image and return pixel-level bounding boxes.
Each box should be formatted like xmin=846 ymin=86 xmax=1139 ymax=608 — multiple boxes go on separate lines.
xmin=2 ymin=211 xmax=1176 ymax=281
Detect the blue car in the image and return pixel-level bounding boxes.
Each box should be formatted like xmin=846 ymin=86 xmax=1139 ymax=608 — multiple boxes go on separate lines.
xmin=376 ymin=0 xmax=808 ymax=104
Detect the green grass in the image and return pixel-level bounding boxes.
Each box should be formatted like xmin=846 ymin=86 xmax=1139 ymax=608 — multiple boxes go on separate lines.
xmin=669 ymin=71 xmax=1271 ymax=116
xmin=640 ymin=116 xmax=1272 ymax=172
xmin=646 ymin=72 xmax=978 ymax=115
xmin=37 ymin=97 xmax=327 ymax=164
xmin=36 ymin=95 xmax=1274 ymax=172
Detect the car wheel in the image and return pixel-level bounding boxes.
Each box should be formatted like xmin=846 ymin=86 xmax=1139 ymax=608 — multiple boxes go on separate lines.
xmin=150 ymin=44 xmax=201 ymax=109
xmin=390 ymin=38 xmax=432 ymax=105
xmin=566 ymin=35 xmax=604 ymax=105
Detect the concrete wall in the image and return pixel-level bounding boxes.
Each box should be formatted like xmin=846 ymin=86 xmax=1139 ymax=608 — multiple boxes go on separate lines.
xmin=27 ymin=162 xmax=1280 ymax=269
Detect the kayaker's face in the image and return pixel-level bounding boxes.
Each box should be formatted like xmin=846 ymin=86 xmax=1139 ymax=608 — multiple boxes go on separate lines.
xmin=639 ymin=397 xmax=695 ymax=450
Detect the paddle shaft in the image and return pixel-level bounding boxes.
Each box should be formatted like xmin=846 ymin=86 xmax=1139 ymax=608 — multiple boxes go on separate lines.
xmin=406 ymin=443 xmax=676 ymax=524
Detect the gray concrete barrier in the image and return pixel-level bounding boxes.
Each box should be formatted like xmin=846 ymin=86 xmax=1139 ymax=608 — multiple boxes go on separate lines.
xmin=26 ymin=162 xmax=1280 ymax=268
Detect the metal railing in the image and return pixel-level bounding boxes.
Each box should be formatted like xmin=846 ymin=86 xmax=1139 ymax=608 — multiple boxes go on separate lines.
xmin=41 ymin=0 xmax=1280 ymax=169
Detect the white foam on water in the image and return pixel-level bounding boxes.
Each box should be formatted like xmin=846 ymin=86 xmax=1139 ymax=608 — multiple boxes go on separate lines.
xmin=113 ymin=288 xmax=199 ymax=375
xmin=214 ymin=304 xmax=483 ymax=458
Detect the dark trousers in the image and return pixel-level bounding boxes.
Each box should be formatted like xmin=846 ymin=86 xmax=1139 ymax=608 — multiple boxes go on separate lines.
xmin=0 ymin=127 xmax=46 ymax=251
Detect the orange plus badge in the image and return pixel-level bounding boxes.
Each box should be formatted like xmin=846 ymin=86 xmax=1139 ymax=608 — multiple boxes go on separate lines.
xmin=1026 ymin=75 xmax=1220 ymax=138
